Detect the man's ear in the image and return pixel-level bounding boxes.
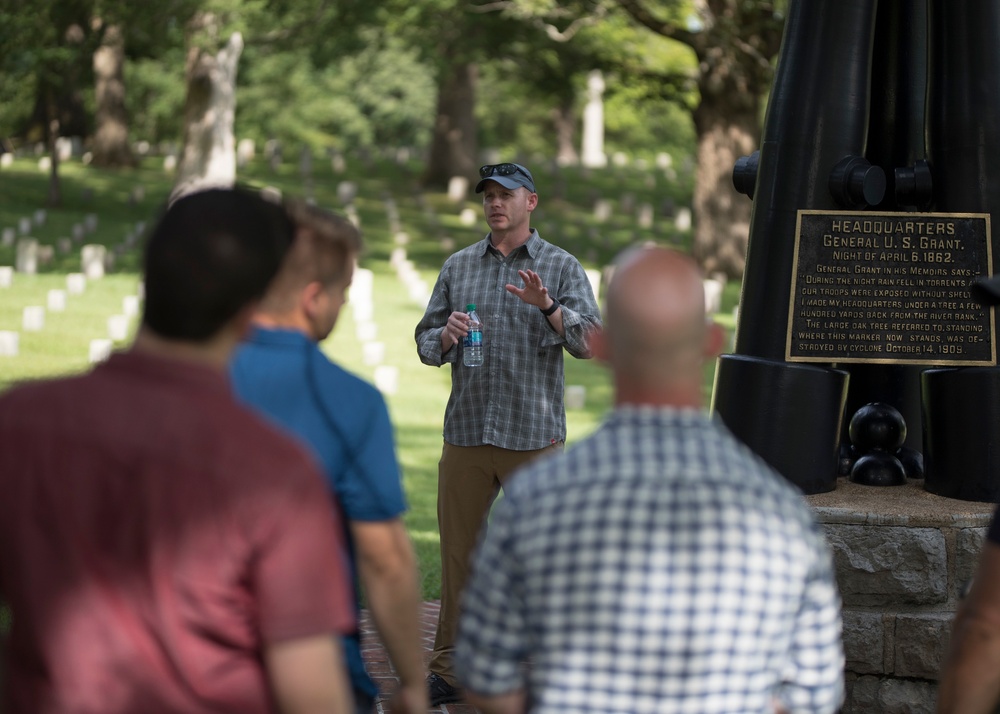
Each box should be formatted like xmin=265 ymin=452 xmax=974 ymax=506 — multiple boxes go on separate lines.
xmin=299 ymin=281 xmax=325 ymax=320
xmin=588 ymin=326 xmax=611 ymax=364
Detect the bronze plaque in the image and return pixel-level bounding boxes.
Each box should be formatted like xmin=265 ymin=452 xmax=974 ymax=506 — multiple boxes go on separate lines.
xmin=786 ymin=210 xmax=995 ymax=366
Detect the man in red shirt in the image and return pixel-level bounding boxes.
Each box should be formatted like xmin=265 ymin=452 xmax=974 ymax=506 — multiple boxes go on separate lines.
xmin=0 ymin=188 xmax=356 ymax=714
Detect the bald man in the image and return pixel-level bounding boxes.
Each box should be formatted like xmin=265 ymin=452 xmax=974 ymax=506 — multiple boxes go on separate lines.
xmin=453 ymin=246 xmax=845 ymax=714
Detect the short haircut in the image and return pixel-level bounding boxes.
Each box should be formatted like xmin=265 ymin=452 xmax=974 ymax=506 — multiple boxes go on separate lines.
xmin=259 ymin=201 xmax=362 ymax=314
xmin=142 ymin=187 xmax=294 ymax=341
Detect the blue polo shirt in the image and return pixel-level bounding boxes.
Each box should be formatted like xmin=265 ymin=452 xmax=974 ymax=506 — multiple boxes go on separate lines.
xmin=230 ymin=326 xmax=408 ymax=700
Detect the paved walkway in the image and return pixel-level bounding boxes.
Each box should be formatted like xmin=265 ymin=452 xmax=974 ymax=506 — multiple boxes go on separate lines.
xmin=360 ymin=600 xmax=478 ymax=713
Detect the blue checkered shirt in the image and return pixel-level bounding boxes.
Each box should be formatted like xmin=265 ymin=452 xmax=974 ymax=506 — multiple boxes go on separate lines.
xmin=455 ymin=406 xmax=844 ymax=713
xmin=415 ymin=230 xmax=601 ymax=450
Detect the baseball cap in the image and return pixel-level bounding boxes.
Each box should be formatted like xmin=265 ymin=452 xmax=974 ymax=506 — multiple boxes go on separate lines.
xmin=970 ymin=275 xmax=1000 ymax=305
xmin=475 ymin=163 xmax=536 ymax=193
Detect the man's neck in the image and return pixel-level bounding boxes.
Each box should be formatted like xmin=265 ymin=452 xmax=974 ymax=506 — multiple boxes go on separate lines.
xmin=131 ymin=326 xmax=234 ymax=373
xmin=489 ymin=227 xmax=533 ymax=257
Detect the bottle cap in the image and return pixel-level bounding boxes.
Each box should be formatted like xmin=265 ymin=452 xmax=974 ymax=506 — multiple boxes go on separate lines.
xmin=467 ymin=304 xmax=476 ymax=311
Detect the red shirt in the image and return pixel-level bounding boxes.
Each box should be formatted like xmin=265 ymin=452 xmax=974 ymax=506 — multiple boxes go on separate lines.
xmin=0 ymin=350 xmax=355 ymax=713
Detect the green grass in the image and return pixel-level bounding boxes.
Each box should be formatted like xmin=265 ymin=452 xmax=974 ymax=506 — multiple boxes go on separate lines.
xmin=0 ymin=151 xmax=728 ymax=600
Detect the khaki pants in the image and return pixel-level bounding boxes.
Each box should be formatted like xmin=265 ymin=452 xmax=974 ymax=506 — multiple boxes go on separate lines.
xmin=429 ymin=441 xmax=561 ymax=685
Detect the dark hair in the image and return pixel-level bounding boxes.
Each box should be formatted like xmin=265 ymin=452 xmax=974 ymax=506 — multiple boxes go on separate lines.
xmin=141 ymin=187 xmax=294 ymax=340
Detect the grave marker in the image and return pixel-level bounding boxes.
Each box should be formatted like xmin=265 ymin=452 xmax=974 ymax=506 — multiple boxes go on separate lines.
xmin=15 ymin=239 xmax=38 ymax=274
xmin=33 ymin=209 xmax=46 ymax=226
xmin=23 ymin=306 xmax=45 ymax=331
xmin=362 ymin=341 xmax=385 ymax=366
xmin=565 ymin=385 xmax=587 ymax=410
xmin=123 ymin=295 xmax=140 ymax=317
xmin=57 ymin=238 xmax=72 ymax=254
xmin=89 ymin=339 xmax=113 ymax=363
xmin=355 ymin=322 xmax=378 ymax=342
xmin=108 ymin=315 xmax=130 ymax=341
xmin=82 ymin=245 xmax=106 ymax=279
xmin=373 ymin=365 xmax=399 ymax=395
xmin=0 ymin=154 xmax=12 ymax=168
xmin=18 ymin=217 xmax=31 ymax=234
xmin=67 ymin=273 xmax=86 ymax=294
xmin=0 ymin=267 xmax=12 ymax=287
xmin=0 ymin=331 xmax=18 ymax=356
xmin=447 ymin=176 xmax=469 ymax=203
xmin=459 ymin=208 xmax=477 ymax=226
xmin=47 ymin=290 xmax=66 ymax=312
xmin=1 ymin=228 xmax=14 ymax=247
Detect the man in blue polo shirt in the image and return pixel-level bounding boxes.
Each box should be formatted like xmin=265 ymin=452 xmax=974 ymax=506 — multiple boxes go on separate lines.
xmin=230 ymin=201 xmax=426 ymax=714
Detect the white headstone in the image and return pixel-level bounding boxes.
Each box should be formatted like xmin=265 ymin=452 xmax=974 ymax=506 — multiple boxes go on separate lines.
xmin=108 ymin=314 xmax=130 ymax=341
xmin=332 ymin=153 xmax=346 ymax=174
xmin=0 ymin=331 xmax=18 ymax=356
xmin=350 ymin=267 xmax=374 ymax=305
xmin=123 ymin=295 xmax=140 ymax=317
xmin=581 ymin=70 xmax=608 ymax=168
xmin=56 ymin=137 xmax=72 ymax=161
xmin=593 ymin=199 xmax=612 ymax=222
xmin=72 ymin=224 xmax=85 ymax=241
xmin=656 ymin=152 xmax=673 ymax=170
xmin=565 ymin=385 xmax=587 ymax=410
xmin=22 ymin=306 xmax=45 ymax=331
xmin=459 ymin=208 xmax=477 ymax=226
xmin=82 ymin=245 xmax=106 ymax=279
xmin=89 ymin=339 xmax=113 ymax=363
xmin=47 ymin=289 xmax=66 ymax=312
xmin=352 ymin=300 xmax=374 ymax=323
xmin=337 ymin=181 xmax=357 ymax=204
xmin=33 ymin=209 xmax=47 ymax=226
xmin=362 ymin=341 xmax=385 ymax=366
xmin=0 ymin=266 xmax=12 ymax=287
xmin=703 ymin=278 xmax=724 ymax=315
xmin=447 ymin=176 xmax=469 ymax=203
xmin=389 ymin=247 xmax=407 ymax=269
xmin=38 ymin=156 xmax=51 ymax=172
xmin=57 ymin=237 xmax=72 ymax=254
xmin=373 ymin=365 xmax=399 ymax=395
xmin=676 ymin=208 xmax=692 ymax=231
xmin=0 ymin=154 xmax=12 ymax=168
xmin=637 ymin=203 xmax=654 ymax=229
xmin=612 ymin=152 xmax=629 ymax=167
xmin=355 ymin=321 xmax=378 ymax=342
xmin=15 ymin=239 xmax=38 ymax=274
xmin=84 ymin=214 xmax=98 ymax=233
xmin=18 ymin=217 xmax=31 ymax=235
xmin=67 ymin=273 xmax=87 ymax=294
xmin=163 ymin=155 xmax=177 ymax=172
xmin=394 ymin=231 xmax=410 ymax=246
xmin=586 ymin=269 xmax=602 ymax=303
xmin=1 ymin=228 xmax=14 ymax=246
xmin=236 ymin=138 xmax=255 ymax=167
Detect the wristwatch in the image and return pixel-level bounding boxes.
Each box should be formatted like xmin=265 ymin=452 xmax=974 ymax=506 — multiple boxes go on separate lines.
xmin=540 ymin=297 xmax=560 ymax=316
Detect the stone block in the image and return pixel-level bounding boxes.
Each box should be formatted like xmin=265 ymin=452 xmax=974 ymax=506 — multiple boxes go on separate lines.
xmin=843 ymin=675 xmax=936 ymax=714
xmin=844 ymin=610 xmax=885 ymax=674
xmin=894 ymin=613 xmax=952 ymax=679
xmin=956 ymin=527 xmax=988 ymax=598
xmin=824 ymin=525 xmax=947 ymax=606
xmin=16 ymin=238 xmax=38 ymax=274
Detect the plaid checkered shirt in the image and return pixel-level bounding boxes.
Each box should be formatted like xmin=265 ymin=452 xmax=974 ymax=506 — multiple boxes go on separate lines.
xmin=415 ymin=230 xmax=601 ymax=450
xmin=455 ymin=406 xmax=844 ymax=713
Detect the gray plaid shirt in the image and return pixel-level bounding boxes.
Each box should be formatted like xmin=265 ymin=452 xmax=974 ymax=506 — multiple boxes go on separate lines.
xmin=415 ymin=230 xmax=601 ymax=451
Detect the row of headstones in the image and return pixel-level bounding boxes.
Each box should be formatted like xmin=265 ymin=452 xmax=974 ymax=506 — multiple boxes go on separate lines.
xmin=0 ymin=272 xmax=141 ymax=361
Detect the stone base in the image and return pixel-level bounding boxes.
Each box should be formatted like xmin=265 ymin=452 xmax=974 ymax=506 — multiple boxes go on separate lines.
xmin=806 ymin=479 xmax=995 ymax=714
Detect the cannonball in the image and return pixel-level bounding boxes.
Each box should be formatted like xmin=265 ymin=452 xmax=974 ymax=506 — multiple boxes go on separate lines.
xmin=849 ymin=451 xmax=907 ymax=487
xmin=895 ymin=446 xmax=925 ymax=480
xmin=849 ymin=402 xmax=907 ymax=452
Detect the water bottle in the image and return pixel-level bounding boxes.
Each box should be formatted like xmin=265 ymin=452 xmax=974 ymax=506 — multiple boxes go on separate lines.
xmin=463 ymin=303 xmax=483 ymax=367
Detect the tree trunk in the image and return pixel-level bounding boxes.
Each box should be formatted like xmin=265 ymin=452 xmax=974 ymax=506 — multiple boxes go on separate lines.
xmin=92 ymin=24 xmax=135 ymax=168
xmin=690 ymin=100 xmax=756 ymax=279
xmin=553 ymin=100 xmax=578 ymax=166
xmin=421 ymin=61 xmax=478 ymax=189
xmin=174 ymin=22 xmax=243 ymax=199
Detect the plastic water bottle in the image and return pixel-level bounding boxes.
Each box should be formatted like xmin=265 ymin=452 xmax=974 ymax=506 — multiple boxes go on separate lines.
xmin=463 ymin=303 xmax=483 ymax=367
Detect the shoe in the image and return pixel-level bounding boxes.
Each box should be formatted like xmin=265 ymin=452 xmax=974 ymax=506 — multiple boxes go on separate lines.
xmin=427 ymin=672 xmax=462 ymax=707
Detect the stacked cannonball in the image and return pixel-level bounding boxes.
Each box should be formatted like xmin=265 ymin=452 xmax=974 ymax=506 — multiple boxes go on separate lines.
xmin=838 ymin=402 xmax=924 ymax=486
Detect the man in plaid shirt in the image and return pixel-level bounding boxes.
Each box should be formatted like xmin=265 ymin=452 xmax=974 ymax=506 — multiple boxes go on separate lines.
xmin=415 ymin=162 xmax=602 ymax=706
xmin=455 ymin=246 xmax=844 ymax=714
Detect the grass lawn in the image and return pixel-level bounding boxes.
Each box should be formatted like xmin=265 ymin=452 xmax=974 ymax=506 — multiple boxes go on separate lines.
xmin=0 ymin=151 xmax=738 ymax=600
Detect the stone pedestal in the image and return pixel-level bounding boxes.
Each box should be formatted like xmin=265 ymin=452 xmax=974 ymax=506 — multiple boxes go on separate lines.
xmin=807 ymin=480 xmax=995 ymax=713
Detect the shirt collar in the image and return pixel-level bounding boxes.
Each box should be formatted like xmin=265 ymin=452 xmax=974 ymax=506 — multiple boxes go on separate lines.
xmin=482 ymin=228 xmax=541 ymax=259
